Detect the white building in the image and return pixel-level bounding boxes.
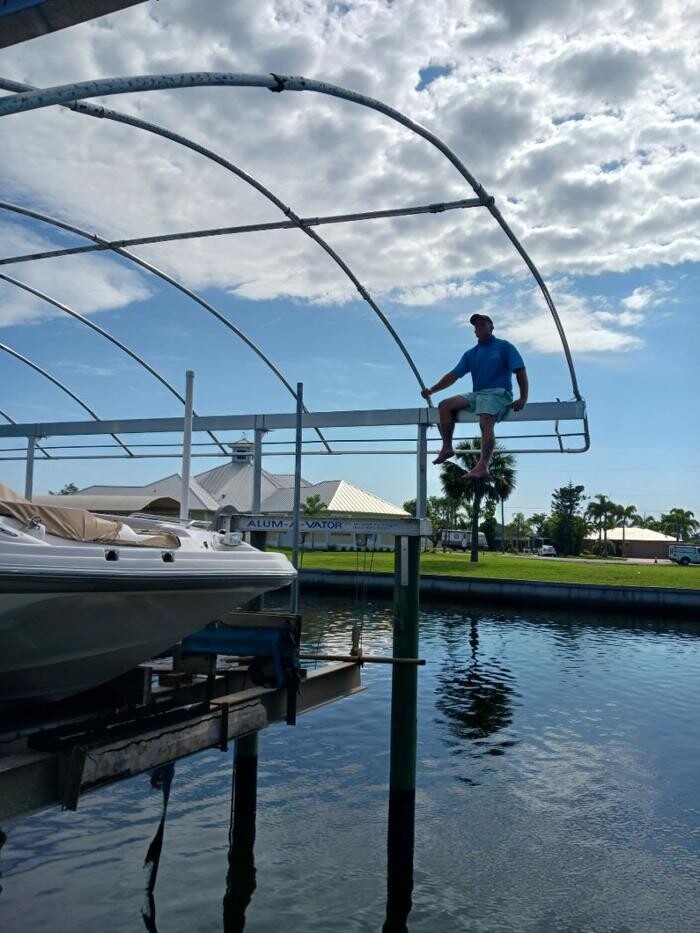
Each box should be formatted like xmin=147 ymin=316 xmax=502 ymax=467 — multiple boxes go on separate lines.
xmin=36 ymin=439 xmax=409 ymax=550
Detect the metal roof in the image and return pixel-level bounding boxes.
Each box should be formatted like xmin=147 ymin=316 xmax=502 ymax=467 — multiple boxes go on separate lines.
xmin=80 ymin=474 xmax=218 ymax=512
xmin=585 ymin=527 xmax=676 ymax=542
xmin=32 ymin=494 xmax=179 ymax=512
xmin=261 ymin=479 xmax=408 ymax=516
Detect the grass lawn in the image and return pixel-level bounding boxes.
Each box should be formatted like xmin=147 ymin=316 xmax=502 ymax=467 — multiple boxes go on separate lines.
xmin=276 ymin=549 xmax=700 ymax=589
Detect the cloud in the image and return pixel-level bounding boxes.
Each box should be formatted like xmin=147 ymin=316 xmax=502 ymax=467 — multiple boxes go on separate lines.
xmin=550 ymin=42 xmax=649 ymax=105
xmin=0 ymin=222 xmax=151 ymax=326
xmin=458 ymin=279 xmax=671 ymax=353
xmin=0 ymin=0 xmax=696 ymax=326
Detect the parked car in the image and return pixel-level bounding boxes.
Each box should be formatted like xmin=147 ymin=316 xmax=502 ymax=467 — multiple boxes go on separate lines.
xmin=669 ymin=545 xmax=700 ymax=566
xmin=538 ymin=545 xmax=557 ymax=557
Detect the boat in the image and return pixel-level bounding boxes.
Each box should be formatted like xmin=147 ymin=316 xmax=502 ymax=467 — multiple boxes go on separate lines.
xmin=0 ymin=483 xmax=296 ymax=704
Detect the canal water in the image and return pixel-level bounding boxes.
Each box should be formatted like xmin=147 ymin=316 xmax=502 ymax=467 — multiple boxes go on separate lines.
xmin=1 ymin=595 xmax=699 ymax=932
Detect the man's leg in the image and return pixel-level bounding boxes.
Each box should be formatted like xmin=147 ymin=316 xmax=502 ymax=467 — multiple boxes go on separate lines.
xmin=465 ymin=414 xmax=496 ymax=478
xmin=433 ymin=395 xmax=471 ymax=464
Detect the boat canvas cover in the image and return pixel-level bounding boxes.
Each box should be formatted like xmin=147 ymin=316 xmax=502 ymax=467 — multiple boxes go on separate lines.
xmin=0 ymin=483 xmax=179 ymax=547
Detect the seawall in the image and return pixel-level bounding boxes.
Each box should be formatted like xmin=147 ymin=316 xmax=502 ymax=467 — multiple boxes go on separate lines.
xmin=299 ymin=569 xmax=700 ymax=617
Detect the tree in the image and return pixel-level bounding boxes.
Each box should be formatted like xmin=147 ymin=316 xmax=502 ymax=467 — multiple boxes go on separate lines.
xmin=299 ymin=495 xmax=328 ymax=563
xmin=49 ymin=482 xmax=78 ymax=495
xmin=549 ymin=483 xmax=587 ymax=556
xmin=441 ymin=439 xmax=516 ymax=562
xmin=585 ymin=493 xmax=618 ymax=554
xmin=615 ymin=504 xmax=641 ymax=549
xmin=507 ymin=512 xmax=532 ymax=551
xmin=529 ymin=512 xmax=548 ymax=543
xmin=403 ymin=495 xmax=457 ymax=549
xmin=638 ymin=514 xmax=660 ymax=531
xmin=480 ymin=500 xmax=498 ymax=550
xmin=658 ymin=508 xmax=699 ymax=542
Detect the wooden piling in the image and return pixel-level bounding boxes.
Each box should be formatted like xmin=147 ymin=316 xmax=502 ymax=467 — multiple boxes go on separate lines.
xmin=383 ymin=534 xmax=420 ymax=931
xmin=224 ymin=732 xmax=259 ymax=931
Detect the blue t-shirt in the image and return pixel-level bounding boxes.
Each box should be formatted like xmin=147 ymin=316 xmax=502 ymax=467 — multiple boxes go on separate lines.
xmin=451 ymin=336 xmax=525 ymax=393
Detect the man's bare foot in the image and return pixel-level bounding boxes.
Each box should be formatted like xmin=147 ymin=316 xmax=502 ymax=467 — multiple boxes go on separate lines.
xmin=433 ymin=448 xmax=455 ymax=465
xmin=464 ymin=463 xmax=490 ymax=480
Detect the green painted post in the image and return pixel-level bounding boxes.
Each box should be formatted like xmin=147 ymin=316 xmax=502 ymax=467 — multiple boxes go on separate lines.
xmin=383 ymin=534 xmax=420 ymax=931
xmin=224 ymin=732 xmax=259 ymax=931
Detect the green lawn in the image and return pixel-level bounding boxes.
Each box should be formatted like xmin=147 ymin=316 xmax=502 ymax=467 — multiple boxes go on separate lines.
xmin=276 ymin=549 xmax=700 ymax=589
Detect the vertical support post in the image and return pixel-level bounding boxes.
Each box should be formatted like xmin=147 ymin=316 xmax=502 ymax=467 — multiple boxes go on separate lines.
xmin=24 ymin=435 xmax=37 ymax=501
xmin=249 ymin=428 xmax=268 ymax=600
xmin=224 ymin=732 xmax=259 ymax=931
xmin=416 ymin=422 xmax=428 ymax=521
xmin=384 ymin=533 xmax=420 ymax=931
xmin=290 ymin=382 xmax=303 ymax=614
xmin=180 ymin=370 xmax=194 ymax=522
xmin=501 ymin=496 xmax=505 ymax=553
xmin=252 ymin=427 xmax=264 ymax=515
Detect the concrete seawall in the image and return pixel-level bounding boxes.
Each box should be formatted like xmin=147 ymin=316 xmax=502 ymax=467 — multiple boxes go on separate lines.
xmin=299 ymin=569 xmax=700 ymax=617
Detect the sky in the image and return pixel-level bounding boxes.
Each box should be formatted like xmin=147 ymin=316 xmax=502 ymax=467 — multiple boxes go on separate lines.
xmin=0 ymin=0 xmax=698 ymax=523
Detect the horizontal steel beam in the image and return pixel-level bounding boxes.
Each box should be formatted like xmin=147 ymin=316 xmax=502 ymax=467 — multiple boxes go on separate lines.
xmin=0 ymin=198 xmax=487 ymax=266
xmin=0 ymin=662 xmax=361 ymax=822
xmin=0 ymin=401 xmax=587 ymax=438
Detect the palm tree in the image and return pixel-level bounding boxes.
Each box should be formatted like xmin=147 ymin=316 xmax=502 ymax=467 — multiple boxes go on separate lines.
xmin=300 ymin=494 xmax=328 ymax=564
xmin=585 ymin=494 xmax=617 ymax=554
xmin=659 ymin=508 xmax=699 ymax=542
xmin=509 ymin=512 xmax=532 ymax=551
xmin=615 ymin=504 xmax=641 ymax=550
xmin=441 ymin=439 xmax=516 ymax=562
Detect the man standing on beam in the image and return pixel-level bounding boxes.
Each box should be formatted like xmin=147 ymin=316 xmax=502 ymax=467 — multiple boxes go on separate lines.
xmin=421 ymin=313 xmax=529 ymax=479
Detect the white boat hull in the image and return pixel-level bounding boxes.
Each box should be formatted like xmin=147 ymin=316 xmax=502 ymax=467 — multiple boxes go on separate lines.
xmin=0 ymin=509 xmax=297 ymax=704
xmin=0 ymin=576 xmax=291 ymax=703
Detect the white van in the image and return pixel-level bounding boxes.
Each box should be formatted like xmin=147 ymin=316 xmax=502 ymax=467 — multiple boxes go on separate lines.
xmin=669 ymin=545 xmax=700 ymax=566
xmin=538 ymin=545 xmax=557 ymax=557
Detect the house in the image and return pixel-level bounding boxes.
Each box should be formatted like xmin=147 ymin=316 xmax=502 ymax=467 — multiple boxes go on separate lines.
xmin=36 ymin=439 xmax=409 ymax=550
xmin=584 ymin=526 xmax=677 ymax=560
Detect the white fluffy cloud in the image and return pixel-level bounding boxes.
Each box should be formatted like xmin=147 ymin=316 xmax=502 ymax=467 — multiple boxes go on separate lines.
xmin=0 ymin=0 xmax=697 ymax=353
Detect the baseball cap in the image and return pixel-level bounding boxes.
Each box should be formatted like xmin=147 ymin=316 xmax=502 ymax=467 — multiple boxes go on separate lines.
xmin=469 ymin=313 xmax=493 ymax=326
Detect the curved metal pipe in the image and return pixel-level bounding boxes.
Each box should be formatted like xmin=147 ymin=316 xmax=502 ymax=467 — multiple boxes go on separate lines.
xmin=0 ymin=195 xmax=332 ymax=454
xmin=0 ymin=271 xmax=228 ymax=456
xmin=0 ymin=342 xmax=133 ymax=455
xmin=0 ymin=72 xmax=581 ymax=399
xmin=0 ymin=76 xmax=428 ymax=397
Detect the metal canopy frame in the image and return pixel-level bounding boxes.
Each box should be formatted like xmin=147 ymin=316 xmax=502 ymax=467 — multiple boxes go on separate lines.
xmin=0 ymin=70 xmax=590 ymax=503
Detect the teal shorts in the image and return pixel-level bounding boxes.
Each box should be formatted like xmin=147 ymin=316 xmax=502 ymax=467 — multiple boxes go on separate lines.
xmin=461 ymin=388 xmax=513 ymax=422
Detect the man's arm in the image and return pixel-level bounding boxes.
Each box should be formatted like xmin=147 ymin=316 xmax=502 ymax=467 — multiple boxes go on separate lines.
xmin=512 ymin=367 xmax=528 ymax=411
xmin=421 ymin=371 xmax=459 ymax=400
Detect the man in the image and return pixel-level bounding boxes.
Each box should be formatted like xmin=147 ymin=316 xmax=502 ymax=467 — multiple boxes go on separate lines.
xmin=421 ymin=314 xmax=528 ymax=479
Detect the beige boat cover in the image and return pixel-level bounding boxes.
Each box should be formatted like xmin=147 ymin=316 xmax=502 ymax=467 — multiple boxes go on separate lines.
xmin=0 ymin=483 xmax=180 ymax=548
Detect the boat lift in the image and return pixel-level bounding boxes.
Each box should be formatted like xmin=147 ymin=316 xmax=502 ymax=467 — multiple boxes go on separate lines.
xmin=0 ymin=72 xmax=589 ymax=922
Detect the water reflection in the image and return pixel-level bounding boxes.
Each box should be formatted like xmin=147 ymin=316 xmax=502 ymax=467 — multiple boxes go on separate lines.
xmin=223 ymin=741 xmax=258 ymax=932
xmin=141 ymin=762 xmax=175 ymax=932
xmin=0 ymin=827 xmax=6 ymax=896
xmin=383 ymin=788 xmax=415 ymax=933
xmin=435 ymin=616 xmax=517 ymax=773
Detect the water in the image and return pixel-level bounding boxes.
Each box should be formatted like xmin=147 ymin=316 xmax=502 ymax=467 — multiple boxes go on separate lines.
xmin=1 ymin=596 xmax=699 ymax=932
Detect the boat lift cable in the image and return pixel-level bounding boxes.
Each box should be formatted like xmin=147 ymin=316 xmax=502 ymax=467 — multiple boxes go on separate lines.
xmin=0 ymin=343 xmax=133 ymax=455
xmin=0 ymin=195 xmax=332 ymax=456
xmin=0 ymin=72 xmax=581 ymax=402
xmin=0 ymin=199 xmax=484 ymax=266
xmin=0 ymin=408 xmax=51 ymax=459
xmin=0 ymin=271 xmax=229 ymax=456
xmin=0 ymin=77 xmax=428 ymax=399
